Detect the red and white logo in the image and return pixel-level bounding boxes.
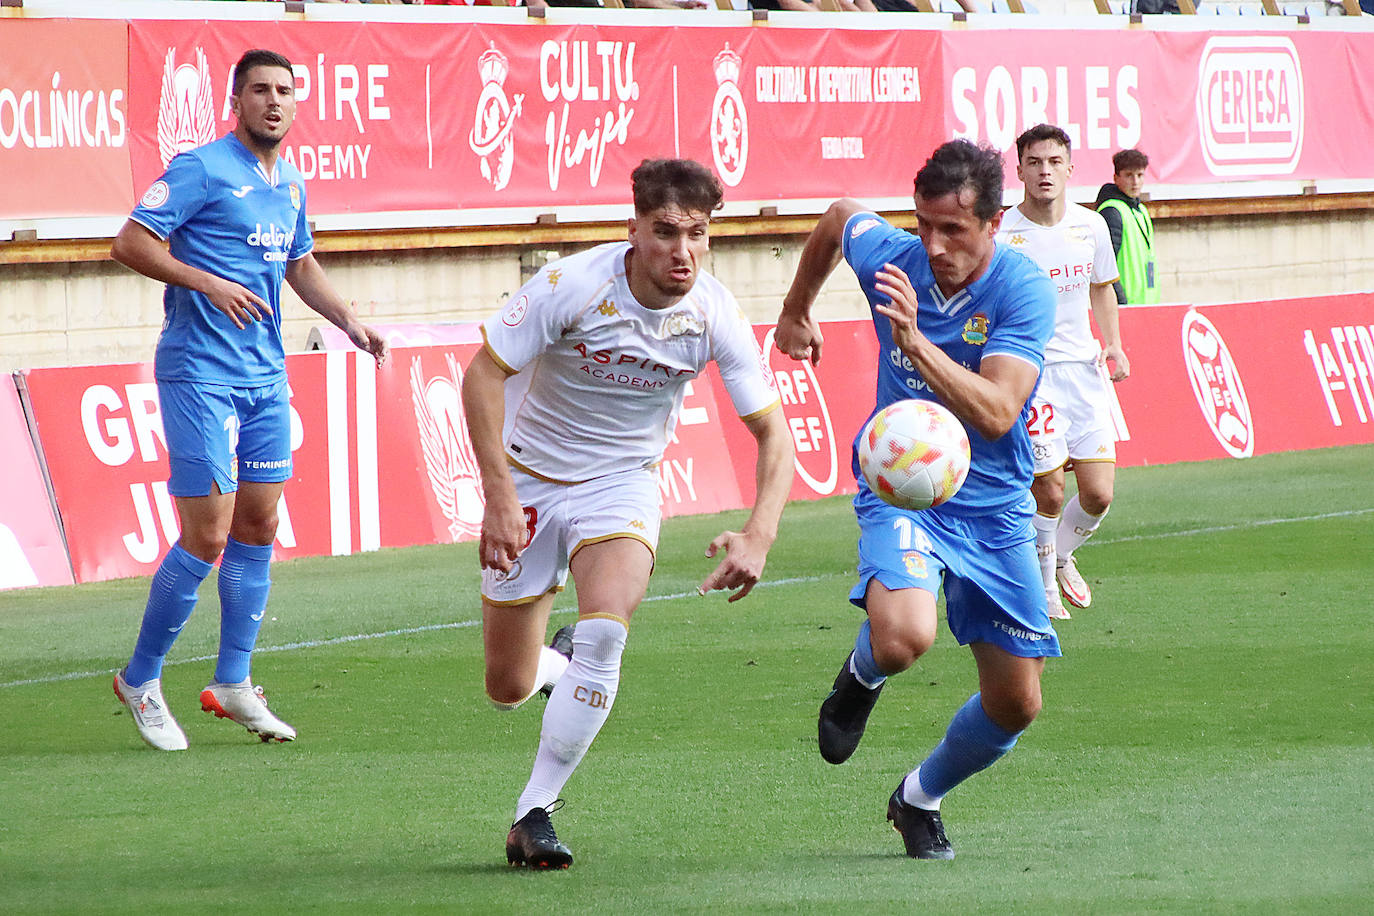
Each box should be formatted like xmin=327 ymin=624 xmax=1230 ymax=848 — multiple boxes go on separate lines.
xmin=469 ymin=44 xmax=523 ymax=192
xmin=410 ymin=355 xmax=485 ymax=541
xmin=763 ymin=328 xmax=839 ymax=496
xmin=140 ymin=180 xmax=170 ymax=209
xmin=156 ymin=47 xmax=217 ymax=167
xmin=502 ymin=294 xmax=529 ymax=328
xmin=710 ymin=46 xmax=748 ymax=188
xmin=1196 ymin=36 xmax=1304 ymax=177
xmin=1181 ymin=309 xmax=1253 ymax=458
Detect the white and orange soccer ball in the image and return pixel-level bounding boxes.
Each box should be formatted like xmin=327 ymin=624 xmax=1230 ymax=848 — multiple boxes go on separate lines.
xmin=858 ymin=399 xmax=971 ymax=511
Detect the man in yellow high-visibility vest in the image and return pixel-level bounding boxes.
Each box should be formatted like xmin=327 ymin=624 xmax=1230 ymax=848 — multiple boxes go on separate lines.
xmin=1095 ymin=149 xmax=1160 ymax=305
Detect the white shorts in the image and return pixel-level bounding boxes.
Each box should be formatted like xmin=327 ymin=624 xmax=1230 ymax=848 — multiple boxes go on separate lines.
xmin=1027 ymin=360 xmax=1117 ymax=476
xmin=480 ymin=465 xmax=662 ymax=606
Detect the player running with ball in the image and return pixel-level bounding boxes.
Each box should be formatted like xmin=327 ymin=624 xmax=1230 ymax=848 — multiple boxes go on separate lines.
xmin=776 ymin=139 xmax=1058 ymax=859
xmin=463 ymin=158 xmax=794 ymax=869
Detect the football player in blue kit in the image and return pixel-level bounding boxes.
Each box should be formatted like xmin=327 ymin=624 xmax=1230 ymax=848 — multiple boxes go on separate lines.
xmin=109 ymin=49 xmax=388 ymax=750
xmin=775 ymin=139 xmax=1058 ymax=859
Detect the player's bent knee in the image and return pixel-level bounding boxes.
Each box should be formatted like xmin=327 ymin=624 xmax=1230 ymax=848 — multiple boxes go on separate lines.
xmin=872 ymin=629 xmax=933 ymax=674
xmin=1081 ymin=491 xmax=1113 ymax=516
xmin=485 ymin=678 xmax=533 ymax=710
xmin=984 ymin=691 xmax=1041 ymax=732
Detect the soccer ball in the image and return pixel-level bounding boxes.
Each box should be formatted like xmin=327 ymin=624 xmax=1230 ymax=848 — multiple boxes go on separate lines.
xmin=858 ymin=399 xmax=971 ymax=511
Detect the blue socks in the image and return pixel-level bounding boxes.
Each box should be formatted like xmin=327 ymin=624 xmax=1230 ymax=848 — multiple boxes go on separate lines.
xmin=213 ymin=537 xmax=274 ymax=685
xmin=850 ymin=618 xmax=887 ymax=688
xmin=125 ymin=544 xmax=213 ymax=685
xmin=915 ymin=693 xmax=1022 ymax=801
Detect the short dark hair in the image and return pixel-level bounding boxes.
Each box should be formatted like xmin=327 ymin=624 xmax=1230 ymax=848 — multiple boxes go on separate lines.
xmin=630 ymin=159 xmax=724 ymax=217
xmin=1015 ymin=123 xmax=1072 ymax=160
xmin=913 ymin=139 xmax=1004 ymax=223
xmin=1113 ymin=148 xmax=1149 ymax=173
xmin=232 ymin=50 xmax=294 ymax=96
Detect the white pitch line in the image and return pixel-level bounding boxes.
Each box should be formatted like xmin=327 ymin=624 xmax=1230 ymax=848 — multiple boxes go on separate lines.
xmin=4 ymin=510 xmax=1369 ymax=691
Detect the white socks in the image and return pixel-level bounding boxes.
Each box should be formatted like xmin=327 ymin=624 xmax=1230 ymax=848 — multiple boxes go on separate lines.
xmin=1057 ymin=494 xmax=1108 ymax=562
xmin=515 ymin=616 xmax=627 ymax=821
xmin=1032 ymin=512 xmax=1059 ymax=596
xmin=901 ymin=766 xmax=944 ymax=812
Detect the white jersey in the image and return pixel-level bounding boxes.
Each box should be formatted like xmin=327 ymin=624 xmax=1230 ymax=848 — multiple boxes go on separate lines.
xmin=480 ymin=241 xmax=780 ymax=483
xmin=997 ymin=203 xmax=1118 ymax=364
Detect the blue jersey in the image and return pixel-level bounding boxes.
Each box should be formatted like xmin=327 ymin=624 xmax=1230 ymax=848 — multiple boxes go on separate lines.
xmin=842 ymin=211 xmax=1055 ymax=518
xmin=130 ymin=133 xmax=313 ymax=386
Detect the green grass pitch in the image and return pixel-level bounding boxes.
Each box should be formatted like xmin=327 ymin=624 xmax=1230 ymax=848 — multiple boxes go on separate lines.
xmin=2 ymin=445 xmax=1371 ymax=913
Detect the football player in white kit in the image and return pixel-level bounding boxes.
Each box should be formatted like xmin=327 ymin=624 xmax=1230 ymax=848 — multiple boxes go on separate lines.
xmin=462 ymin=159 xmax=794 ymax=869
xmin=996 ymin=124 xmax=1130 ymax=619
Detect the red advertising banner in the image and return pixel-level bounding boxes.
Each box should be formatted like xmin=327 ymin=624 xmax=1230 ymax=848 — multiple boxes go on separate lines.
xmin=123 ymin=21 xmax=942 ymax=217
xmin=7 ymin=16 xmax=1374 ymax=222
xmin=0 ymin=19 xmax=133 ymax=218
xmin=0 ymin=377 xmax=73 ymax=590
xmin=16 ymin=296 xmax=1373 ymax=585
xmin=1112 ymin=293 xmax=1374 ymax=466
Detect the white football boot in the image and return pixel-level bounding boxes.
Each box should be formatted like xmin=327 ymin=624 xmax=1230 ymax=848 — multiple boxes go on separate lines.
xmin=1056 ymin=556 xmax=1093 ymax=610
xmin=200 ymin=681 xmax=296 ymax=742
xmin=1046 ymin=589 xmax=1072 ymax=621
xmin=113 ymin=670 xmax=189 ymax=751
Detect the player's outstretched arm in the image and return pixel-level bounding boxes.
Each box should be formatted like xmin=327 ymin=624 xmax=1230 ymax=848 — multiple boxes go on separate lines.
xmin=698 ymin=407 xmax=794 ymax=602
xmin=461 ymin=347 xmax=526 ymax=573
xmin=776 ymin=198 xmax=868 ymax=366
xmin=1089 ymin=280 xmax=1130 ymax=382
xmin=110 ymin=220 xmax=270 ymax=330
xmin=875 ymin=263 xmax=1039 ymax=441
xmin=285 ymin=253 xmax=388 ymax=367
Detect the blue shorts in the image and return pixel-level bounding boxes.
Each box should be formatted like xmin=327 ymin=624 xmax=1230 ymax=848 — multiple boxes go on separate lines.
xmin=158 ymin=378 xmax=292 ymax=497
xmin=849 ymin=484 xmax=1060 ymax=658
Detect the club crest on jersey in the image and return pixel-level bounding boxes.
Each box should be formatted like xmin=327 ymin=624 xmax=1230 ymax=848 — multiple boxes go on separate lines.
xmin=961 ymin=313 xmax=989 ymax=346
xmin=710 ymin=45 xmax=748 ymax=188
xmin=156 ymin=46 xmax=216 ymax=167
xmin=665 ymin=312 xmax=704 ymax=337
xmin=903 ymin=551 xmax=927 ymax=577
xmin=289 ymin=183 xmax=301 ymax=211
